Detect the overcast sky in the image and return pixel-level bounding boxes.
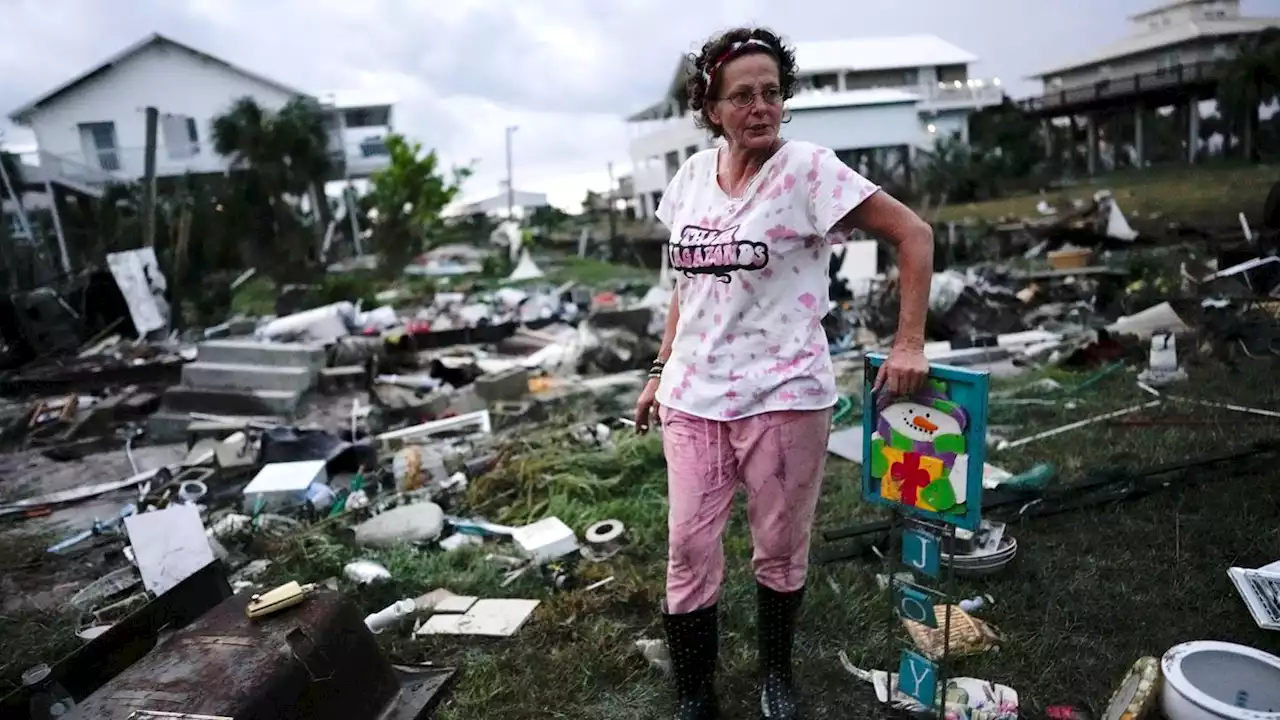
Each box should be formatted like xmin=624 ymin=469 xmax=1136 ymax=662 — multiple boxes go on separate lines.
xmin=2 ymin=0 xmax=1278 ymax=209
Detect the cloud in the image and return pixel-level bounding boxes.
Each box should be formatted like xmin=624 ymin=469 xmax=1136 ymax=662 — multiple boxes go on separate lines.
xmin=4 ymin=0 xmax=1260 ymax=208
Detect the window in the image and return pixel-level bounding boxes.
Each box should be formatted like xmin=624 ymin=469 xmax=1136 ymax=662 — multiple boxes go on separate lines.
xmin=78 ymin=121 xmax=119 ymax=172
xmin=1156 ymin=51 xmax=1182 ymax=74
xmin=163 ymin=116 xmax=202 ymax=160
xmin=343 ymin=107 xmax=391 ymax=128
xmin=810 ymin=73 xmax=839 ymax=91
xmin=5 ymin=212 xmax=29 ymax=238
xmin=937 ymin=64 xmax=968 ymax=85
xmin=359 ymin=137 xmax=389 ymax=157
xmin=845 ymin=68 xmax=919 ymax=90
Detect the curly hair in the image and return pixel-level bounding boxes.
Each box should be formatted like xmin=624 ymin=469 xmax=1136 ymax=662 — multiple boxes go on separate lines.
xmin=685 ymin=27 xmax=797 ymax=139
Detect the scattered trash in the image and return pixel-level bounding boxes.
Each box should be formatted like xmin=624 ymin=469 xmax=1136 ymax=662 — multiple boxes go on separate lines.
xmin=838 ymin=654 xmax=1018 ymax=718
xmin=1100 ymin=656 xmax=1160 ymax=720
xmin=354 ymin=502 xmax=446 ymax=548
xmin=902 ymin=604 xmax=1002 ymax=660
xmin=124 ymin=503 xmax=216 ymax=597
xmin=1227 ymin=559 xmax=1280 ymax=631
xmin=365 ymin=598 xmax=420 ymax=635
xmin=943 ymin=521 xmax=1018 ymax=576
xmin=23 ymin=663 xmax=76 ymax=720
xmin=246 ymin=581 xmax=317 ymax=619
xmin=416 ymin=598 xmax=540 ymax=637
xmin=582 ymin=518 xmax=625 ymax=561
xmin=636 ymin=638 xmax=672 ymax=675
xmin=1161 ymin=641 xmax=1280 ymax=719
xmin=511 ymin=517 xmax=579 ymax=563
xmin=344 ymin=560 xmax=393 ymax=585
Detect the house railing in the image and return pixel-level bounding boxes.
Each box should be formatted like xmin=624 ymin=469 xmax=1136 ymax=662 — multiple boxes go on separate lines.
xmin=1018 ymin=60 xmax=1222 ymax=112
xmin=35 ymin=150 xmax=118 ymax=193
xmin=919 ymin=81 xmax=1005 ymax=107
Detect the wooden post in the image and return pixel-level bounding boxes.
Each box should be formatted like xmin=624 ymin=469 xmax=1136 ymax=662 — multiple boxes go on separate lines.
xmin=141 ymin=106 xmax=159 ymax=247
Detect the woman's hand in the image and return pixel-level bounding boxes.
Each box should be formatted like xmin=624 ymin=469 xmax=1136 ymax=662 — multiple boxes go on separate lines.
xmin=634 ymin=378 xmax=661 ymax=434
xmin=873 ymin=341 xmax=929 ymax=399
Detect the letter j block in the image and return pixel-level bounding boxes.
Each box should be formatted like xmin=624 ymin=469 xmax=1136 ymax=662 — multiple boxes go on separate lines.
xmin=902 ymin=526 xmax=941 ymax=579
xmin=897 ymin=649 xmax=938 ymax=707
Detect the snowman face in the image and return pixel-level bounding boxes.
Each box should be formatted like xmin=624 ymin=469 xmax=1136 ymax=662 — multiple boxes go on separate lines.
xmin=884 ymin=401 xmax=962 ymax=442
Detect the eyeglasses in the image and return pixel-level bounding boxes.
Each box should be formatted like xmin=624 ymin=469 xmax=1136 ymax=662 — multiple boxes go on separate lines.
xmin=719 ymin=86 xmax=783 ymax=108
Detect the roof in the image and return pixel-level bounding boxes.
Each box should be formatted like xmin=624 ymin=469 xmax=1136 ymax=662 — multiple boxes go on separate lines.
xmin=793 ymin=35 xmax=978 ymax=74
xmin=786 ymin=87 xmax=922 ymax=111
xmin=315 ymin=89 xmax=398 ymax=110
xmin=445 ymin=190 xmax=550 ymax=217
xmin=8 ymin=33 xmax=307 ymax=123
xmin=1031 ymin=16 xmax=1280 ymax=77
xmin=1131 ymin=0 xmax=1218 ymax=22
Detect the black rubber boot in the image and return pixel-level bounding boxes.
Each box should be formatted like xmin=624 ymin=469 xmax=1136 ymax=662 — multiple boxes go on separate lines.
xmin=662 ymin=602 xmax=720 ymax=720
xmin=757 ymin=583 xmax=805 ymax=719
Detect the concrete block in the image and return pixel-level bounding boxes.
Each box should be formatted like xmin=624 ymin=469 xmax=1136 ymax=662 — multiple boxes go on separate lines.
xmin=197 ymin=339 xmax=326 ymax=371
xmin=473 ymin=367 xmax=529 ymax=403
xmin=181 ymin=362 xmax=314 ymax=393
xmin=162 ymin=385 xmax=302 ymax=416
xmin=148 ymin=411 xmax=283 ymax=445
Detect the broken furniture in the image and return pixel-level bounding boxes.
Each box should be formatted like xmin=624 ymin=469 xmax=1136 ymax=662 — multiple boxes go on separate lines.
xmin=0 ymin=563 xmax=233 ymax=719
xmin=62 ymin=589 xmax=455 ymax=720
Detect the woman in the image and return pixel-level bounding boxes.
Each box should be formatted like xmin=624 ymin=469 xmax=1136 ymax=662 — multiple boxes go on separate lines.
xmin=633 ymin=27 xmax=934 ymax=720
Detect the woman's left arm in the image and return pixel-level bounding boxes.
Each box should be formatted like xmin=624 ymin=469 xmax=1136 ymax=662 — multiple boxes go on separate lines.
xmin=835 ymin=193 xmax=933 ymax=344
xmin=803 ymin=145 xmax=933 ymax=396
xmin=834 ymin=193 xmax=934 ymax=396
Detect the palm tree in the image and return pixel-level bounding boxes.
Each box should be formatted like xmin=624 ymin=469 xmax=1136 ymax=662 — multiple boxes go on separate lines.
xmin=1217 ymin=27 xmax=1280 ymax=162
xmin=212 ymin=96 xmax=333 ymax=280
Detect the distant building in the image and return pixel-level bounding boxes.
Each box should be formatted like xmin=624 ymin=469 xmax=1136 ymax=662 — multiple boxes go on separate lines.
xmin=623 ymin=34 xmax=1004 ymax=220
xmin=446 ymin=189 xmax=550 ymax=219
xmin=6 ymin=33 xmax=395 ymax=196
xmin=1023 ymin=0 xmax=1280 ymax=170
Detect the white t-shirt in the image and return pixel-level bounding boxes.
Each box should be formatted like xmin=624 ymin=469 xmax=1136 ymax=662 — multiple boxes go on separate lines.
xmin=655 ymin=140 xmax=880 ymax=421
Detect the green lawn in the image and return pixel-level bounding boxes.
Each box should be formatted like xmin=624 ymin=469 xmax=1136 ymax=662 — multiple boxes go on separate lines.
xmin=935 ymin=162 xmax=1280 ymax=227
xmin=3 ymin=358 xmax=1278 ymax=717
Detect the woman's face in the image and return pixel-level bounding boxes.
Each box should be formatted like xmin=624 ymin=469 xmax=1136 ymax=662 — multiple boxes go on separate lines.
xmin=708 ymin=52 xmax=783 ymax=151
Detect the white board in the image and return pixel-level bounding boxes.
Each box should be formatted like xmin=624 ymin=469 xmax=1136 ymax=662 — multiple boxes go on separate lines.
xmin=124 ymin=504 xmax=215 ymax=597
xmin=106 ymin=247 xmax=168 ymax=336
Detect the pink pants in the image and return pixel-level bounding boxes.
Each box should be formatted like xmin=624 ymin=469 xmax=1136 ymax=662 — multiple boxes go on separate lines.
xmin=660 ymin=405 xmax=833 ymax=614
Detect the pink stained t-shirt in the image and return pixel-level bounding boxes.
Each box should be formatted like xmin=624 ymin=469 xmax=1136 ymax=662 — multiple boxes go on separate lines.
xmin=654 ymin=140 xmax=880 ymax=421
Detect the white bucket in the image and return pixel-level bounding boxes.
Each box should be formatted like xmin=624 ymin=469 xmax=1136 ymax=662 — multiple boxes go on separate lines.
xmin=1161 ymin=641 xmax=1280 ymax=719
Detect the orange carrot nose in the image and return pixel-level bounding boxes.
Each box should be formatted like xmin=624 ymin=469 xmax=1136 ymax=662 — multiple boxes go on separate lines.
xmin=913 ymin=416 xmax=938 ymax=432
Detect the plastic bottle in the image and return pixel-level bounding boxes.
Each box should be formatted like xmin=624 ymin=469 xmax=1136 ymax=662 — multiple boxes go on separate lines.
xmin=23 ymin=664 xmax=75 ymax=719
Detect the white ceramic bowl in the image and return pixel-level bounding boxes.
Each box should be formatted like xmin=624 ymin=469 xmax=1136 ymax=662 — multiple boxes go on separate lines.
xmin=1161 ymin=641 xmax=1280 ymax=720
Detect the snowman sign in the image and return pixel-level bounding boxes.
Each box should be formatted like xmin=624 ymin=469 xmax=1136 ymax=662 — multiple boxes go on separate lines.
xmin=862 ymin=354 xmax=990 ymax=532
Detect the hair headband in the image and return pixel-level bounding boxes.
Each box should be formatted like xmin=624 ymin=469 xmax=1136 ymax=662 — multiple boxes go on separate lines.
xmin=704 ymin=38 xmax=776 ymax=88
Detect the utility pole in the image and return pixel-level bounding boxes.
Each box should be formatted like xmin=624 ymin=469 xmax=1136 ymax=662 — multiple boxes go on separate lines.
xmin=141 ymin=106 xmax=158 ymax=247
xmin=504 ymin=125 xmax=518 ymax=220
xmin=606 ymin=161 xmax=617 ymax=241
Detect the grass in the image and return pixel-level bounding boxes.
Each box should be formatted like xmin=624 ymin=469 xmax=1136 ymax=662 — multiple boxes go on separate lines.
xmin=3 ymin=353 xmax=1277 ymax=716
xmin=934 ymin=162 xmax=1280 ymax=226
xmin=0 ymin=531 xmax=86 ymax=696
